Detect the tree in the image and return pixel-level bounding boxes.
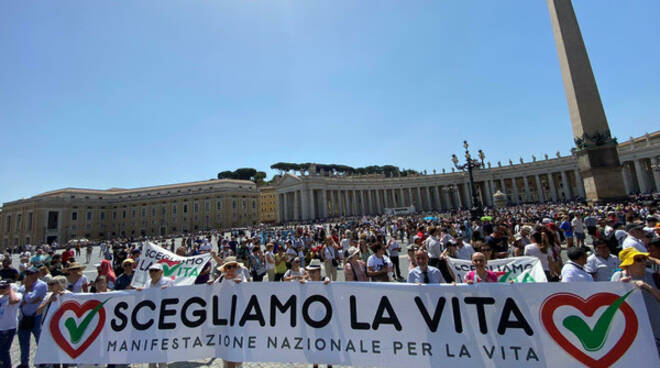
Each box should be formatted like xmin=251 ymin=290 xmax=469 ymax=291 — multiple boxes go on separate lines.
xmin=254 ymin=171 xmax=267 ymax=184
xmin=234 ymin=168 xmax=257 ymax=181
xmin=217 ymin=170 xmax=235 ymax=179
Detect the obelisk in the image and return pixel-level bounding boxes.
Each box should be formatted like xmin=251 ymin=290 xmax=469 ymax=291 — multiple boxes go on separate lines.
xmin=546 ymin=0 xmax=626 ymax=202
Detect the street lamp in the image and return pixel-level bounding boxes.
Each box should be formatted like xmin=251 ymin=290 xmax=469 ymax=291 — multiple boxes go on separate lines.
xmin=452 ymin=140 xmax=485 ymax=220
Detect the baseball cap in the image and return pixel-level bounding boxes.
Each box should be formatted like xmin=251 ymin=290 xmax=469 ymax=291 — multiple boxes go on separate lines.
xmin=148 ymin=263 xmax=163 ymax=271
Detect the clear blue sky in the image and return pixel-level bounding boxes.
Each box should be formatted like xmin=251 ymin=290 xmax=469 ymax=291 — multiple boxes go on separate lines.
xmin=1 ymin=1 xmax=658 ymax=204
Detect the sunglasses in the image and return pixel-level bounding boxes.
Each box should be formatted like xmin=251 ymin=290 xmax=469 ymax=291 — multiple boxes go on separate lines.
xmin=224 ymin=264 xmax=238 ymax=270
xmin=148 ymin=269 xmax=161 ymax=273
xmin=633 ymin=257 xmax=647 ymax=264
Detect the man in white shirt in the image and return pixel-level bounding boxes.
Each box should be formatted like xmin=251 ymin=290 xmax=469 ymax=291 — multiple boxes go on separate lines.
xmin=425 ymin=227 xmax=442 ymax=268
xmin=585 ymin=239 xmax=620 ymax=281
xmin=147 ymin=263 xmax=174 ymax=289
xmin=561 ymin=247 xmax=593 ymax=282
xmin=622 ymin=223 xmax=649 ymax=252
xmin=387 ymin=237 xmax=403 ymax=281
xmin=454 ymin=236 xmax=475 ymax=260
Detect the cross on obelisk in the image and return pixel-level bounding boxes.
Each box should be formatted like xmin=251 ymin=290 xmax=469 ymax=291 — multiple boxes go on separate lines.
xmin=546 ymin=0 xmax=626 ymax=202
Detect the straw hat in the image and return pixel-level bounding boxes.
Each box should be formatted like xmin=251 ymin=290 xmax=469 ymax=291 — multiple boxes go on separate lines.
xmin=63 ymin=262 xmax=86 ymax=272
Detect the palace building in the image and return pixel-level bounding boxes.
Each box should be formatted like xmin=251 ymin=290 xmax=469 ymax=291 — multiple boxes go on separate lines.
xmin=0 ymin=179 xmax=258 ymax=249
xmin=272 ymin=132 xmax=660 ymax=222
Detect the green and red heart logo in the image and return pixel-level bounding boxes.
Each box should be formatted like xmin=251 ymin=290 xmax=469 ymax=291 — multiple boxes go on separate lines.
xmin=158 ymin=259 xmax=182 ymax=279
xmin=540 ymin=291 xmax=637 ymax=368
xmin=50 ymin=299 xmax=109 ymax=358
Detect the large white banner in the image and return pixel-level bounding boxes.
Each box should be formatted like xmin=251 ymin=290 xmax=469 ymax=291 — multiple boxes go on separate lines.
xmin=36 ymin=282 xmax=658 ymax=367
xmin=448 ymin=256 xmax=548 ymax=283
xmin=130 ymin=242 xmax=211 ymax=289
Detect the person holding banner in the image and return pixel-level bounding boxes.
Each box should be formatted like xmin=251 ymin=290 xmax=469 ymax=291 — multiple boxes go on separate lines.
xmin=465 ymin=252 xmax=498 ymax=284
xmin=407 ymin=249 xmax=445 ymax=284
xmin=344 ymin=246 xmax=368 ymax=282
xmin=211 ymin=257 xmax=248 ymax=284
xmin=560 ymin=247 xmax=593 ymax=282
xmin=367 ymin=243 xmax=393 ymax=282
xmin=142 ymin=263 xmax=173 ymax=290
xmin=0 ymin=278 xmax=21 ymax=368
xmin=585 ymin=238 xmax=620 ymax=281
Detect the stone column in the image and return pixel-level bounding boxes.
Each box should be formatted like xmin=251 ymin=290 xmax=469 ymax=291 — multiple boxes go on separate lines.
xmin=375 ymin=189 xmax=381 ymax=214
xmin=277 ymin=193 xmax=283 ymax=222
xmin=282 ymin=192 xmax=289 ymax=222
xmin=561 ymin=171 xmax=571 ymax=199
xmin=498 ymin=179 xmax=505 ymax=193
xmin=359 ymin=190 xmax=365 ymax=215
xmin=547 ymin=0 xmax=626 ymax=201
xmin=301 ymin=190 xmax=309 ymax=220
xmin=621 ymin=165 xmax=632 ymax=194
xmin=434 ymin=186 xmax=441 ymax=210
xmin=634 ymin=159 xmax=650 ymax=193
xmin=329 ymin=190 xmax=335 ymax=217
xmin=398 ymin=188 xmax=404 ymax=207
xmin=441 ymin=187 xmax=450 ymax=209
xmin=653 ymin=158 xmax=660 ymax=193
xmin=511 ymin=178 xmax=520 ymax=204
xmin=535 ymin=174 xmax=545 ymax=202
xmin=424 ymin=187 xmax=433 ymax=211
xmin=293 ymin=190 xmax=300 ymax=220
xmin=574 ymin=169 xmax=586 ymax=198
xmin=522 ymin=176 xmax=531 ymax=203
xmin=320 ymin=190 xmax=328 ymax=218
xmin=548 ymin=173 xmax=558 ymax=201
xmin=462 ymin=183 xmax=471 ymax=208
xmin=483 ymin=181 xmax=492 ymax=206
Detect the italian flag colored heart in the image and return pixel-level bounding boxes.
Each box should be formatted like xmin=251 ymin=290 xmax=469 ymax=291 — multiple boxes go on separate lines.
xmin=540 ymin=291 xmax=638 ymax=368
xmin=50 ymin=299 xmax=109 ymax=359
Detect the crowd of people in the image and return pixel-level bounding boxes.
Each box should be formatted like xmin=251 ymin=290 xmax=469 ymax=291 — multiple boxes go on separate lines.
xmin=0 ymin=198 xmax=659 ymax=367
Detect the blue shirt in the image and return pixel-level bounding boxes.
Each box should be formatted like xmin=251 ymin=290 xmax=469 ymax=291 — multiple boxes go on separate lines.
xmin=407 ymin=266 xmax=446 ymax=284
xmin=19 ymin=279 xmax=47 ymax=316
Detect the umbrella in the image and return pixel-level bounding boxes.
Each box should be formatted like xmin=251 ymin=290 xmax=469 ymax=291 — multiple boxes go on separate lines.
xmin=481 ymin=216 xmax=493 ymax=221
xmin=424 ymin=216 xmax=437 ymax=221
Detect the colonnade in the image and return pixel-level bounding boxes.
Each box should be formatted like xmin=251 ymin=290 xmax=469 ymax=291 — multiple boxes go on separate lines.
xmin=276 ymin=168 xmax=594 ymax=222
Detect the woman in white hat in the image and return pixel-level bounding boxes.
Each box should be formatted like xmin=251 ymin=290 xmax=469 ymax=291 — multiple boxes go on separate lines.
xmin=211 ymin=257 xmax=247 ymax=284
xmin=63 ymin=262 xmax=88 ymax=292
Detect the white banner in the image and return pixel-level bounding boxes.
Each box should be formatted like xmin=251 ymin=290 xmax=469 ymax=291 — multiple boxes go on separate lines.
xmin=448 ymin=256 xmax=548 ymax=283
xmin=130 ymin=242 xmax=211 ymax=289
xmin=36 ymin=282 xmax=658 ymax=367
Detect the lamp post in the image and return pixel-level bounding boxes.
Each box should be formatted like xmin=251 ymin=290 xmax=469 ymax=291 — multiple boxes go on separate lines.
xmin=452 ymin=140 xmax=485 ymax=220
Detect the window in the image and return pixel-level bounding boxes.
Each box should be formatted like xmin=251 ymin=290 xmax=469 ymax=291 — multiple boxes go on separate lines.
xmin=5 ymin=216 xmax=11 ymax=232
xmin=122 ymin=210 xmax=126 ymax=219
xmin=16 ymin=214 xmax=21 ymax=230
xmin=232 ymin=200 xmax=236 ymax=209
xmin=205 ymin=200 xmax=210 ymax=212
xmin=72 ymin=212 xmax=78 ymax=221
xmin=242 ymin=199 xmax=247 ymax=209
xmin=113 ymin=211 xmax=117 ymax=220
xmin=252 ymin=200 xmax=256 ymax=209
xmin=27 ymin=213 xmax=32 ymax=230
xmin=194 ymin=201 xmax=199 ymax=213
xmin=142 ymin=208 xmax=146 ymax=217
xmin=151 ymin=207 xmax=156 ymax=217
xmin=216 ymin=200 xmax=222 ymax=210
xmin=100 ymin=212 xmax=105 ymax=220
xmin=87 ymin=212 xmax=92 ymax=221
xmin=183 ymin=204 xmax=188 ymax=213
xmin=161 ymin=207 xmax=166 ymax=216
xmin=172 ymin=205 xmax=177 ymax=214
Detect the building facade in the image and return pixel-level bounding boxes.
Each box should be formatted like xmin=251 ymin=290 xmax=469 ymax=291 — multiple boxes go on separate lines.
xmin=0 ymin=179 xmax=258 ymax=250
xmin=274 ymin=132 xmax=660 ymax=222
xmin=258 ymin=186 xmax=278 ymax=223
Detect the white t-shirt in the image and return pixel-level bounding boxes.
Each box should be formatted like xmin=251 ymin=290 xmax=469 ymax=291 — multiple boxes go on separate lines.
xmin=585 ymin=254 xmax=620 ymax=282
xmin=367 ymin=255 xmax=393 ymax=272
xmin=148 ymin=277 xmax=174 ymax=288
xmin=68 ymin=275 xmax=89 ymax=293
xmin=0 ymin=291 xmax=23 ymax=330
xmin=387 ymin=239 xmax=400 ymax=257
xmin=456 ymin=242 xmax=476 ymax=260
xmin=264 ymin=251 xmax=275 ymax=271
xmin=524 ymin=243 xmax=551 ymax=272
xmin=283 ymin=268 xmax=304 ymax=281
xmin=571 ymin=218 xmax=584 ymax=233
